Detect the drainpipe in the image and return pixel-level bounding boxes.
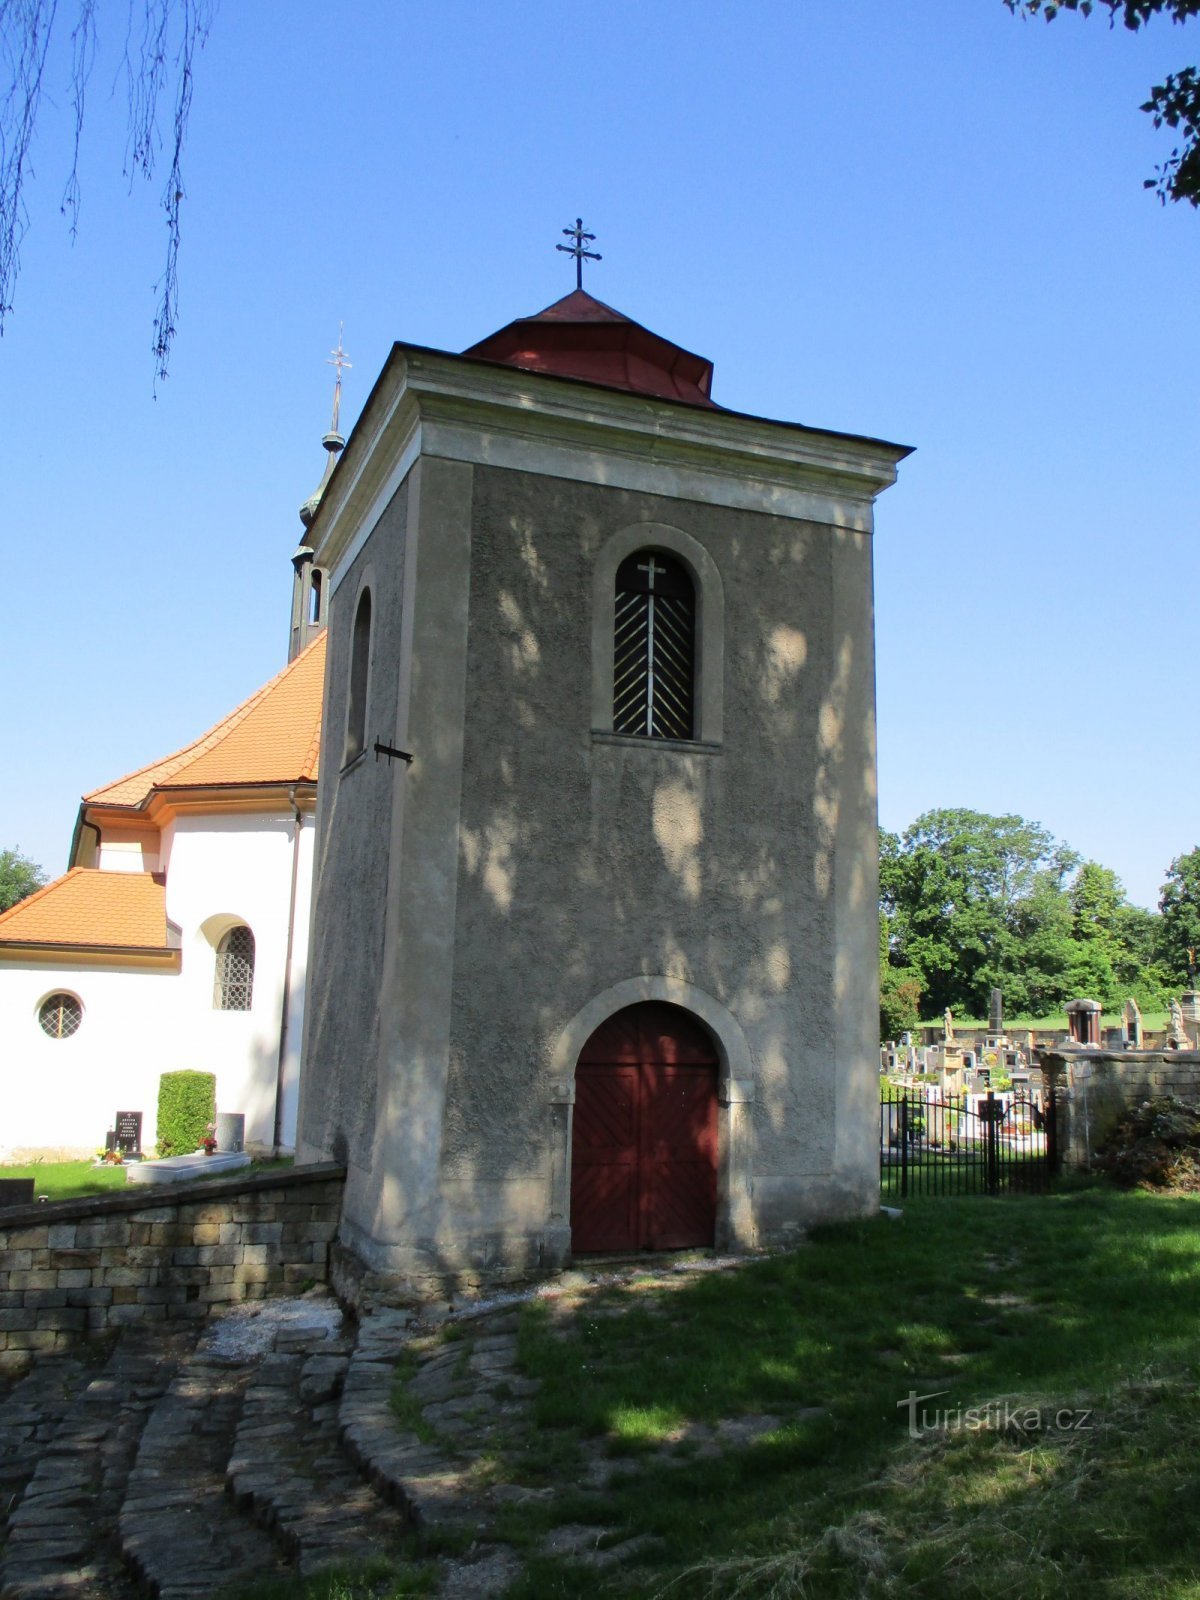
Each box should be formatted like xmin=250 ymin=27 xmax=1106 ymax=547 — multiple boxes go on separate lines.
xmin=273 ymin=786 xmax=304 ymax=1156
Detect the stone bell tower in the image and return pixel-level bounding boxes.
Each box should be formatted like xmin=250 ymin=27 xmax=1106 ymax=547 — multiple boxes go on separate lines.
xmin=296 ymin=253 xmax=910 ymax=1293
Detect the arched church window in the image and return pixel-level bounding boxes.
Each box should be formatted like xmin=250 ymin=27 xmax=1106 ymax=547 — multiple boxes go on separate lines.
xmin=344 ymin=588 xmax=372 ymax=765
xmin=613 ymin=551 xmax=695 ymax=740
xmin=39 ymin=992 xmax=82 ymax=1038
xmin=213 ymin=925 xmax=255 ymax=1011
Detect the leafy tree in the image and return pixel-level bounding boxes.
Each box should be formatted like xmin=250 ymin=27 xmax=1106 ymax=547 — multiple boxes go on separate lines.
xmin=1003 ymin=0 xmax=1200 ymax=205
xmin=1159 ymin=848 xmax=1200 ymax=981
xmin=1 ymin=0 xmax=215 ymax=379
xmin=0 ymin=847 xmax=48 ymax=913
xmin=881 ymin=810 xmax=1167 ymax=1019
xmin=879 ymin=908 xmax=922 ymax=1040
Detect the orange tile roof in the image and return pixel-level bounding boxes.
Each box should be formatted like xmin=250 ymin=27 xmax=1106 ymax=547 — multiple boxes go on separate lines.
xmin=0 ymin=869 xmax=172 ymax=951
xmin=87 ymin=633 xmax=326 ymax=808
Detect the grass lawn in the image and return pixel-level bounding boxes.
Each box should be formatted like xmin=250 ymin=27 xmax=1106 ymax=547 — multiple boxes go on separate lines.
xmin=0 ymin=1156 xmax=294 ymax=1204
xmin=489 ymin=1185 xmax=1200 ymax=1597
xmin=935 ymin=1011 xmax=1167 ymax=1033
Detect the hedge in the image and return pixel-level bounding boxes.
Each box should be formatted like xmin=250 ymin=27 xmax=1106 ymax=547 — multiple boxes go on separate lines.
xmin=156 ymin=1070 xmax=217 ymax=1157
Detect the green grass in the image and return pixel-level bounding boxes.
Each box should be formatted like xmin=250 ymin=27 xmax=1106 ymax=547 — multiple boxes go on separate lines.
xmin=498 ymin=1188 xmax=1200 ymax=1597
xmin=932 ymin=1011 xmax=1167 ymax=1032
xmin=0 ymin=1155 xmax=294 ymax=1204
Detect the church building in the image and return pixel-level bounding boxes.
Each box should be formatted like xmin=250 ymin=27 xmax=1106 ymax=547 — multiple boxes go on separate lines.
xmin=0 ymin=398 xmax=341 ymax=1162
xmin=296 ymin=275 xmax=910 ymax=1286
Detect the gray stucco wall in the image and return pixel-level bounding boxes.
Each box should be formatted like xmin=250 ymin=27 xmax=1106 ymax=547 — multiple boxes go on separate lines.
xmin=437 ymin=468 xmax=877 ymax=1242
xmin=301 ymin=452 xmax=881 ymax=1281
xmin=296 ymin=478 xmax=409 ymax=1170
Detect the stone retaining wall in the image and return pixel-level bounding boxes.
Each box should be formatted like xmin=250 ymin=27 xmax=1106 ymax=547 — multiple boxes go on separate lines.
xmin=1042 ymin=1049 xmax=1200 ymax=1167
xmin=0 ymin=1162 xmax=345 ymax=1368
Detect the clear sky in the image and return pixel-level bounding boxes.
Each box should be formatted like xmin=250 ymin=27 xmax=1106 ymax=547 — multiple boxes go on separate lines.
xmin=1 ymin=0 xmax=1196 ymax=909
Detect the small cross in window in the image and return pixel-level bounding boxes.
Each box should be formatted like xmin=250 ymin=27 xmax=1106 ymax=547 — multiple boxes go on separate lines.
xmin=637 ymin=554 xmax=667 ymax=591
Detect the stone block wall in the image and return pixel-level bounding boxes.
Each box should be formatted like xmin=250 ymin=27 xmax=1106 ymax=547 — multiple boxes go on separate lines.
xmin=0 ymin=1163 xmax=344 ymax=1367
xmin=1042 ymin=1050 xmax=1200 ymax=1168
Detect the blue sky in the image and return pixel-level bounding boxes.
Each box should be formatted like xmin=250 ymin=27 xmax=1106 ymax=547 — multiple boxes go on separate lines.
xmin=2 ymin=0 xmax=1196 ymax=908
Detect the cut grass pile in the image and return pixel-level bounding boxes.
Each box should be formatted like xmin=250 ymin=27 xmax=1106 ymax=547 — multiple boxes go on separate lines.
xmin=500 ymin=1187 xmax=1200 ymax=1597
xmin=0 ymin=1156 xmax=294 ymax=1205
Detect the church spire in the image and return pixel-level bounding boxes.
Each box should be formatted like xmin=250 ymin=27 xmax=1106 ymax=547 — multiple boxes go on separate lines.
xmin=299 ymin=326 xmax=351 ymax=530
xmin=290 ymin=329 xmax=350 ymax=661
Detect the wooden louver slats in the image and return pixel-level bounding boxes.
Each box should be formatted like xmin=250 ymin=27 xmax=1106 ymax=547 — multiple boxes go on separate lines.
xmin=612 ymin=552 xmax=695 ymax=740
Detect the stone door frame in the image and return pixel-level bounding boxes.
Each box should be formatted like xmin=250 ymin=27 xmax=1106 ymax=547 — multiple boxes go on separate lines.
xmin=546 ymin=975 xmax=756 ymax=1260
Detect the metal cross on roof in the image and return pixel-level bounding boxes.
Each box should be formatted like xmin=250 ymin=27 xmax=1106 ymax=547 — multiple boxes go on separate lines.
xmin=556 ymin=217 xmax=601 ymax=290
xmin=326 ymin=324 xmax=352 ymax=434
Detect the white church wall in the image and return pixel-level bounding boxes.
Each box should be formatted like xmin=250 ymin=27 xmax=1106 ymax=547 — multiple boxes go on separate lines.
xmin=0 ymin=808 xmax=313 ymax=1162
xmin=162 ymin=811 xmax=312 ymax=1153
xmin=0 ymin=960 xmax=182 ymax=1160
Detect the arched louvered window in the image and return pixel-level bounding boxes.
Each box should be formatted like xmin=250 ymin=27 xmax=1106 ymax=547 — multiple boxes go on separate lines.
xmin=344 ymin=587 xmax=372 ymax=765
xmin=613 ymin=551 xmax=696 ymax=740
xmin=213 ymin=925 xmax=255 ymax=1011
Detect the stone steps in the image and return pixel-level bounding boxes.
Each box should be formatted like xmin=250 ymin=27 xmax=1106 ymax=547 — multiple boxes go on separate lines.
xmin=0 ymin=1330 xmax=191 ymax=1600
xmin=118 ymin=1349 xmax=293 ymax=1600
xmin=226 ymin=1328 xmax=411 ymax=1577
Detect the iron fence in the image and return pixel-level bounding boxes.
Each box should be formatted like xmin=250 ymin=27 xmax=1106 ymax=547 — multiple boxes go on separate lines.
xmin=880 ymin=1086 xmax=1059 ymax=1199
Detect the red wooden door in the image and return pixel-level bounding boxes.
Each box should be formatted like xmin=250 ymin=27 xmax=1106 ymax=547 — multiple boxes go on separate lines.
xmin=571 ymin=1003 xmax=718 ymax=1253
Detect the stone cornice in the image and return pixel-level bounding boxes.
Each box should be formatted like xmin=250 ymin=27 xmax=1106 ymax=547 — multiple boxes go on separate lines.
xmin=311 ymin=345 xmax=912 ymax=588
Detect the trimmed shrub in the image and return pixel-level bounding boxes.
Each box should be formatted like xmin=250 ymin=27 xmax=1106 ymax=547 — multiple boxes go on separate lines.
xmin=156 ymin=1070 xmax=217 ymax=1157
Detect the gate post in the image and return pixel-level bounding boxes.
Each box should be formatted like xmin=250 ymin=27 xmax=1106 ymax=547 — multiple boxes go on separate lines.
xmin=985 ymin=1090 xmax=999 ymax=1196
xmin=899 ymin=1095 xmax=909 ymax=1200
xmin=1047 ymin=1085 xmax=1060 ymax=1180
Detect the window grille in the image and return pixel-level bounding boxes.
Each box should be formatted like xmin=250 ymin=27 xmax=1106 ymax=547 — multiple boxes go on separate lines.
xmin=613 ymin=551 xmax=695 ymax=740
xmin=213 ymin=925 xmax=255 ymax=1011
xmin=39 ymin=992 xmax=82 ymax=1039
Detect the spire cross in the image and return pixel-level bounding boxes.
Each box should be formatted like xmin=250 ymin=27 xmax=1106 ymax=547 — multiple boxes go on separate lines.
xmin=326 ymin=324 xmax=352 ymax=434
xmin=556 ymin=217 xmax=601 ymax=290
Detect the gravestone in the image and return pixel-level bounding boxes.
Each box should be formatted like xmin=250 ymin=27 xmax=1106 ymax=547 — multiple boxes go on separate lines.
xmin=1065 ymin=998 xmax=1101 ymax=1047
xmin=114 ymin=1111 xmax=143 ymax=1158
xmin=215 ymin=1111 xmax=245 ymax=1154
xmin=1122 ymin=998 xmax=1142 ymax=1049
xmin=989 ymin=987 xmax=1004 ymax=1039
xmin=0 ymin=1179 xmax=35 ymax=1208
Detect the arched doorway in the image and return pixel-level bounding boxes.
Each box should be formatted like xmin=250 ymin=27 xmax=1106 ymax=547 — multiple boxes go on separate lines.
xmin=571 ymin=1002 xmax=718 ymax=1253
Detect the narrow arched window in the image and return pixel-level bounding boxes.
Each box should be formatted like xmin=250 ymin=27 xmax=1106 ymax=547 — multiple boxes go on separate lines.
xmin=213 ymin=925 xmax=255 ymax=1011
xmin=309 ymin=569 xmax=323 ymax=626
xmin=344 ymin=588 xmax=372 ymax=765
xmin=613 ymin=551 xmax=695 ymax=740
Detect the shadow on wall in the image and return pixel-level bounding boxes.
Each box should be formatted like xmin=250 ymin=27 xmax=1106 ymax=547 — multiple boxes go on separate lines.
xmin=303 ymin=473 xmax=878 ymax=1246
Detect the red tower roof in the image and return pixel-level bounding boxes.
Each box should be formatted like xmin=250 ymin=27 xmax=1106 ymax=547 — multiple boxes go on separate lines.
xmin=463 ymin=289 xmax=717 ymax=408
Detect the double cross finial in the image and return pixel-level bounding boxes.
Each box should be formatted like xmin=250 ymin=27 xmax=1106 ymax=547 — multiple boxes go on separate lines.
xmin=557 ymin=217 xmax=601 ymax=290
xmin=326 ymin=324 xmax=352 ymax=435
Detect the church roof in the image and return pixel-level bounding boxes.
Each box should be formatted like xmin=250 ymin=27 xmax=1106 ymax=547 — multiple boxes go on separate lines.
xmin=0 ymin=868 xmax=176 ymax=952
xmin=462 ymin=289 xmax=717 ymax=408
xmin=86 ymin=632 xmax=326 ymax=810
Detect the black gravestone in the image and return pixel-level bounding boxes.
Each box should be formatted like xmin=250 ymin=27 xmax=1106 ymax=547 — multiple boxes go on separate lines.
xmin=115 ymin=1111 xmax=143 ymax=1157
xmin=0 ymin=1179 xmax=35 ymax=1207
xmin=104 ymin=1130 xmax=118 ymax=1153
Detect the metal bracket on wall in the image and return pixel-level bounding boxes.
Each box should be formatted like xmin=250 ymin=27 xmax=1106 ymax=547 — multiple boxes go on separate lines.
xmin=373 ymin=741 xmax=414 ymax=766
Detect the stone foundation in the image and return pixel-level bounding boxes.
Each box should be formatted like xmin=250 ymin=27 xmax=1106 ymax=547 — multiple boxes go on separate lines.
xmin=0 ymin=1162 xmax=345 ymax=1368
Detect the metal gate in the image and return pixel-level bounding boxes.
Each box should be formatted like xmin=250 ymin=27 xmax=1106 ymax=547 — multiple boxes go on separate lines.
xmin=880 ymin=1087 xmax=1059 ymax=1199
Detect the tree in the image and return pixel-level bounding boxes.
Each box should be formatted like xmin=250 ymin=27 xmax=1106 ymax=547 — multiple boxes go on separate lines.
xmin=1004 ymin=0 xmax=1200 ymax=205
xmin=879 ymin=906 xmax=922 ymax=1041
xmin=0 ymin=846 xmax=47 ymax=913
xmin=881 ymin=809 xmax=1167 ymax=1019
xmin=0 ymin=0 xmax=215 ymax=380
xmin=1159 ymin=848 xmax=1200 ymax=980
